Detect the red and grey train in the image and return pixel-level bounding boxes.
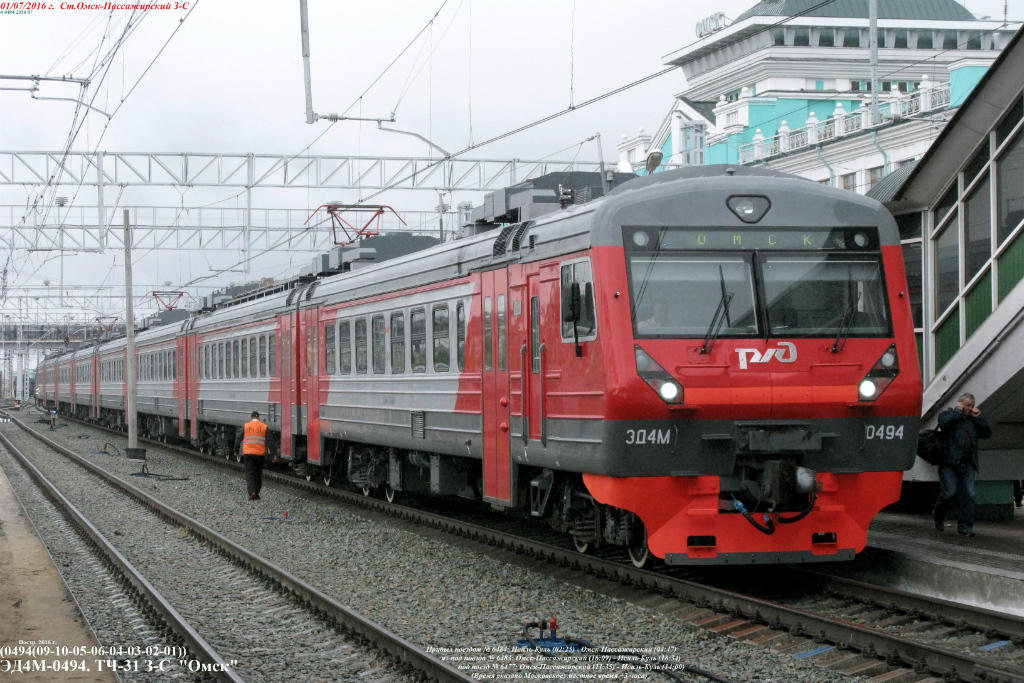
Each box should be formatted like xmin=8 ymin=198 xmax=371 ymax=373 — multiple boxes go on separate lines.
xmin=37 ymin=166 xmax=922 ymax=566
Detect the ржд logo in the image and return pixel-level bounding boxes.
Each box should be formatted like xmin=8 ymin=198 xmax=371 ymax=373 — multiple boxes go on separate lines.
xmin=735 ymin=342 xmax=798 ymax=370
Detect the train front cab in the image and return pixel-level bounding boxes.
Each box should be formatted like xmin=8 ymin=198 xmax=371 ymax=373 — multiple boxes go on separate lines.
xmin=579 ymin=174 xmax=923 ymax=565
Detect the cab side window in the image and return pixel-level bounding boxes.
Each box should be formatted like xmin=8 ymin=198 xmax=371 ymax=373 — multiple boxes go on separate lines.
xmin=560 ymin=259 xmax=597 ymax=340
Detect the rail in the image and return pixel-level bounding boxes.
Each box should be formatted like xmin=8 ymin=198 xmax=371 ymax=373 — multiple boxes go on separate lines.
xmin=2 ymin=412 xmax=477 ymax=683
xmin=27 ymin=410 xmax=1024 ymax=683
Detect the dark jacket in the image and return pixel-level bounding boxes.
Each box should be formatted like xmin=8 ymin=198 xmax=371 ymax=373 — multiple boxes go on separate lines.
xmin=937 ymin=407 xmax=992 ymax=471
xmin=233 ymin=427 xmax=244 ymax=455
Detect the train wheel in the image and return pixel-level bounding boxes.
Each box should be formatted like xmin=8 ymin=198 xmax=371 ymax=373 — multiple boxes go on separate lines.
xmin=628 ymin=526 xmax=651 ymax=569
xmin=361 ymin=486 xmax=372 ymax=497
xmin=384 ymin=485 xmax=400 ymax=504
xmin=305 ymin=466 xmax=319 ymax=483
xmin=572 ymin=537 xmax=591 ymax=554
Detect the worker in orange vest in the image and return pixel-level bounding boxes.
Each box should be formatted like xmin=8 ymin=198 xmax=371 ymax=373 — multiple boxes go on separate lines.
xmin=234 ymin=410 xmax=268 ymax=500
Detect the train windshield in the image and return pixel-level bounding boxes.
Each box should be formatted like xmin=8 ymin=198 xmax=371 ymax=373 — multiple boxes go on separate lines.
xmin=761 ymin=254 xmax=889 ymax=336
xmin=628 ymin=251 xmax=891 ymax=339
xmin=629 ymin=254 xmax=759 ymax=337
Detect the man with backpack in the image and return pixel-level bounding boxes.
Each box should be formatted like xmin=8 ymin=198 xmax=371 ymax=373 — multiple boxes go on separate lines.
xmin=933 ymin=393 xmax=992 ymax=537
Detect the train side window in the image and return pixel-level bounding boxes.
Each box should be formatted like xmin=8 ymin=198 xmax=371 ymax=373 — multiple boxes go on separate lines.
xmin=172 ymin=350 xmax=177 ymax=380
xmin=325 ymin=323 xmax=336 ymax=375
xmin=233 ymin=340 xmax=240 ymax=378
xmin=339 ymin=321 xmax=351 ymax=374
xmin=259 ymin=335 xmax=267 ymax=378
xmin=204 ymin=345 xmax=210 ymax=379
xmin=484 ymin=297 xmax=493 ymax=371
xmin=161 ymin=352 xmax=167 ymax=381
xmin=432 ymin=305 xmax=449 ymax=372
xmin=355 ymin=318 xmax=368 ymax=374
xmin=268 ymin=333 xmax=276 ymax=377
xmin=390 ymin=312 xmax=406 ymax=374
xmin=497 ymin=294 xmax=506 ymax=371
xmin=372 ymin=315 xmax=386 ymax=374
xmin=560 ymin=259 xmax=597 ymax=341
xmin=219 ymin=343 xmax=225 ymax=379
xmin=456 ymin=302 xmax=466 ymax=372
xmin=226 ymin=343 xmax=233 ymax=379
xmin=249 ymin=336 xmax=257 ymax=377
xmin=410 ymin=308 xmax=426 ymax=373
xmin=240 ymin=339 xmax=248 ymax=378
xmin=531 ymin=296 xmax=541 ymax=374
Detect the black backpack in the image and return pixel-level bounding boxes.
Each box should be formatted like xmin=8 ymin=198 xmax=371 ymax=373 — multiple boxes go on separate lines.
xmin=917 ymin=427 xmax=948 ymax=466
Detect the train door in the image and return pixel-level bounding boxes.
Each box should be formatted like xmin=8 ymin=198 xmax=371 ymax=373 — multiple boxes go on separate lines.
xmin=177 ymin=335 xmax=187 ymax=437
xmin=189 ymin=335 xmax=199 ymax=439
xmin=304 ymin=307 xmax=321 ymax=467
xmin=92 ymin=355 xmax=99 ymax=418
xmin=280 ymin=313 xmax=294 ymax=459
xmin=525 ymin=273 xmax=544 ymax=444
xmin=481 ymin=269 xmax=513 ymax=505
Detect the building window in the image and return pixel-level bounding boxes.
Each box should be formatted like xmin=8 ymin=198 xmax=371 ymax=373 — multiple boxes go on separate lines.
xmin=934 ymin=216 xmax=960 ymax=316
xmin=997 ymin=130 xmax=1024 ymax=245
xmin=432 ymin=305 xmax=450 ymax=372
xmin=390 ymin=312 xmax=405 ymax=374
xmin=942 ymin=31 xmax=958 ymax=50
xmin=917 ymin=31 xmax=933 ymax=50
xmin=841 ymin=173 xmax=857 ymax=192
xmin=842 ymin=28 xmax=860 ymax=48
xmin=868 ymin=166 xmax=885 ymax=190
xmin=893 ymin=29 xmax=908 ymax=49
xmin=876 ymin=29 xmax=886 ymax=48
xmin=815 ymin=80 xmax=824 ymax=91
xmin=966 ymin=31 xmax=982 ymax=50
xmin=794 ymin=27 xmax=810 ymax=46
xmin=773 ymin=27 xmax=785 ymax=45
xmin=996 ymin=96 xmax=1023 ymax=145
xmin=817 ymin=28 xmax=834 ymax=47
xmin=902 ymin=242 xmax=923 ymax=328
xmin=965 ymin=175 xmax=992 ymax=282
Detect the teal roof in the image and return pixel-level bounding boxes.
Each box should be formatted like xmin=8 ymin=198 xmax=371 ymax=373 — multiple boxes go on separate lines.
xmin=733 ymin=0 xmax=977 ymax=23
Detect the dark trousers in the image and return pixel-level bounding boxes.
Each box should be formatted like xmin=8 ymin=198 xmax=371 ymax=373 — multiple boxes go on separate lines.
xmin=934 ymin=462 xmax=976 ymax=533
xmin=244 ymin=455 xmax=265 ymax=497
xmin=1015 ymin=480 xmax=1022 ymax=506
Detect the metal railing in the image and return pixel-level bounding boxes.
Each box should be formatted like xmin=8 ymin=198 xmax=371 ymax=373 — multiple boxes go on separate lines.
xmin=739 ymin=84 xmax=951 ymax=164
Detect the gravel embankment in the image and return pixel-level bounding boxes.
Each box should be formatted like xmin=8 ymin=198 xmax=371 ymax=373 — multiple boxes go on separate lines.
xmin=5 ymin=417 xmax=866 ymax=683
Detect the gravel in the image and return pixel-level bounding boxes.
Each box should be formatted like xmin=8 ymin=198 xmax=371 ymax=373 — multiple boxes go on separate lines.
xmin=4 ymin=417 xmax=870 ymax=683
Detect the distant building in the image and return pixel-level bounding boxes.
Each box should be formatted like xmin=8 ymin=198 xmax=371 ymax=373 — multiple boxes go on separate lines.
xmin=620 ymin=0 xmax=1020 ymax=192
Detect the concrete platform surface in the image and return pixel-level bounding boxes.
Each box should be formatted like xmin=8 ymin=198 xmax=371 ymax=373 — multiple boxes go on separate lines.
xmin=823 ymin=507 xmax=1024 ymax=617
xmin=0 ymin=462 xmax=118 ymax=682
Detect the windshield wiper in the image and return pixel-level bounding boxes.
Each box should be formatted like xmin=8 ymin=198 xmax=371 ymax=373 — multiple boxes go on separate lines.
xmin=701 ymin=265 xmax=733 ymax=354
xmin=831 ymin=269 xmax=861 ymax=353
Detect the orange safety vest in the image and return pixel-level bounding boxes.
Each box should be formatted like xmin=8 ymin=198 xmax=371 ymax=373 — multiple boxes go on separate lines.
xmin=242 ymin=419 xmax=268 ymax=456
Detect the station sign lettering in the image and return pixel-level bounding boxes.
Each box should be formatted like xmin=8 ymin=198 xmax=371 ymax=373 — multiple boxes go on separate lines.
xmin=696 ymin=12 xmax=727 ymax=38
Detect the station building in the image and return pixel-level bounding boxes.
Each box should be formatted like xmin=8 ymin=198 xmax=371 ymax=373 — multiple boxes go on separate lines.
xmin=618 ymin=1 xmax=1024 ymax=512
xmin=875 ymin=27 xmax=1024 ymax=510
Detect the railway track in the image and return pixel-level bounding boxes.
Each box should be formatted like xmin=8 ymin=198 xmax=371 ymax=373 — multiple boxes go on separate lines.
xmin=13 ymin=411 xmax=1024 ymax=683
xmin=0 ymin=415 xmax=475 ymax=683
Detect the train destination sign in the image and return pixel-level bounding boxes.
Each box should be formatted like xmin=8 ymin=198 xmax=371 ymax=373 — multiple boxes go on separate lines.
xmin=626 ymin=227 xmax=879 ymax=251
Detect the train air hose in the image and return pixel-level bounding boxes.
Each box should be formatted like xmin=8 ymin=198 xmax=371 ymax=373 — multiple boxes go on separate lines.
xmin=733 ymin=492 xmax=819 ymax=535
xmin=519 ymin=620 xmax=738 ymax=683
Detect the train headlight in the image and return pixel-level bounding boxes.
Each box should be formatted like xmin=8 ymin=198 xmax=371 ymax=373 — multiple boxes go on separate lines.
xmin=858 ymin=379 xmax=877 ymax=400
xmin=858 ymin=343 xmax=900 ymax=402
xmin=635 ymin=346 xmax=684 ymax=405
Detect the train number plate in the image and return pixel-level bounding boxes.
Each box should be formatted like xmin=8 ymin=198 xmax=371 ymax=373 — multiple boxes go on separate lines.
xmin=865 ymin=424 xmax=904 ymax=440
xmin=625 ymin=429 xmax=671 ymax=445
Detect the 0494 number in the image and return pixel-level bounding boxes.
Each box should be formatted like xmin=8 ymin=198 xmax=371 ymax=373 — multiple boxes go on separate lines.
xmin=865 ymin=424 xmax=904 ymax=440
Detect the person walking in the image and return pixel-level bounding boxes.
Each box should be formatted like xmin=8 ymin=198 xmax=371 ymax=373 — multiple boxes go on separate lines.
xmin=933 ymin=393 xmax=992 ymax=537
xmin=234 ymin=410 xmax=268 ymax=500
xmin=1014 ymin=479 xmax=1022 ymax=509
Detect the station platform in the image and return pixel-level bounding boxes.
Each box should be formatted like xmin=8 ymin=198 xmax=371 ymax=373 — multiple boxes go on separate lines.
xmin=0 ymin=463 xmax=118 ymax=683
xmin=822 ymin=506 xmax=1024 ymax=617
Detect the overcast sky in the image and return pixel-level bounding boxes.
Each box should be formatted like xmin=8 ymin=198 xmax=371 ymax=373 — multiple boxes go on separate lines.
xmin=0 ymin=0 xmax=1015 ymax=322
